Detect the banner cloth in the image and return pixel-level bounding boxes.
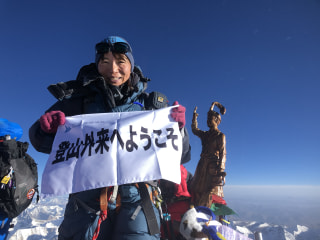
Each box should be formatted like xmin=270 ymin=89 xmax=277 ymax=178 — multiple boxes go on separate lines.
xmin=41 ymin=106 xmax=182 ymax=196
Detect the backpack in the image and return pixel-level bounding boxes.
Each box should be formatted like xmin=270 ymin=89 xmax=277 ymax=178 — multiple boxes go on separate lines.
xmin=0 ymin=137 xmax=39 ymax=219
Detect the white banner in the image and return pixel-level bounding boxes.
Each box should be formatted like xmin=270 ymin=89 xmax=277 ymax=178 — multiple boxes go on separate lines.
xmin=41 ymin=106 xmax=182 ymax=196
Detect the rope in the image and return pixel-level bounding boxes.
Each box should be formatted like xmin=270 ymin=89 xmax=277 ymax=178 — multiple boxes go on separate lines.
xmin=92 ymin=210 xmax=108 ymax=240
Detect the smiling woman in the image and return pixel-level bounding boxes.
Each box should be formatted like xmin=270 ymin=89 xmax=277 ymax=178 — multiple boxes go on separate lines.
xmin=28 ymin=35 xmax=191 ymax=240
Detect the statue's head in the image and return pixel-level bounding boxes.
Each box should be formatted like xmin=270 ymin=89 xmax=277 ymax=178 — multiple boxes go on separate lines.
xmin=207 ymin=102 xmax=226 ymax=128
xmin=207 ymin=111 xmax=221 ymax=127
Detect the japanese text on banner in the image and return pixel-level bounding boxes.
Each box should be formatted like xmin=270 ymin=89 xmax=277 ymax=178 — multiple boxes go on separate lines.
xmin=41 ymin=106 xmax=182 ymax=196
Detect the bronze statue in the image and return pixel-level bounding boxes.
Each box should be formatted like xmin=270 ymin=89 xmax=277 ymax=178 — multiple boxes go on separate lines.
xmin=190 ymin=102 xmax=227 ymax=207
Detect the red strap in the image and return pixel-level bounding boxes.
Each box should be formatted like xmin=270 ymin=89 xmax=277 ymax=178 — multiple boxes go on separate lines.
xmin=92 ymin=187 xmax=110 ymax=240
xmin=92 ymin=210 xmax=108 ymax=240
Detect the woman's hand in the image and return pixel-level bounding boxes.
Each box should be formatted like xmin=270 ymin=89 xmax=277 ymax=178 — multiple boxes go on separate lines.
xmin=40 ymin=110 xmax=66 ymax=133
xmin=171 ymin=101 xmax=186 ymax=129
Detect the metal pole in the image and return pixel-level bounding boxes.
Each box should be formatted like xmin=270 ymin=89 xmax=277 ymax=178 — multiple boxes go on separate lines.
xmin=254 ymin=231 xmax=263 ymax=240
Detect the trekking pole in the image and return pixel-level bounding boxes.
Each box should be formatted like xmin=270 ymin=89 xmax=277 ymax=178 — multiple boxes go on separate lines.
xmin=254 ymin=231 xmax=263 ymax=240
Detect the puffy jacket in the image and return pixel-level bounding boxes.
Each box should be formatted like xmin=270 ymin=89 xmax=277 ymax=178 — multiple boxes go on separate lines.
xmin=29 ymin=64 xmax=191 ymax=240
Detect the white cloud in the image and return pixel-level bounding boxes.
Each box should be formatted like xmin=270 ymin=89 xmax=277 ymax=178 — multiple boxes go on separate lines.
xmin=8 ymin=187 xmax=320 ymax=240
xmin=223 ymin=185 xmax=320 ymax=229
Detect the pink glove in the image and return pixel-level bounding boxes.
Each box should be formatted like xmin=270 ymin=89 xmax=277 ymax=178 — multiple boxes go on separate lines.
xmin=40 ymin=111 xmax=65 ymax=133
xmin=171 ymin=101 xmax=186 ymax=129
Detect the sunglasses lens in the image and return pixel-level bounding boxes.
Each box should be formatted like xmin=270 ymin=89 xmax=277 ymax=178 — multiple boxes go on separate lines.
xmin=96 ymin=41 xmax=131 ymax=54
xmin=113 ymin=42 xmax=131 ymax=53
xmin=96 ymin=42 xmax=110 ymax=54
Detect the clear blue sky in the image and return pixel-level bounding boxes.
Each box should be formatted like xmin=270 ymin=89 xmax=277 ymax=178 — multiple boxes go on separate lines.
xmin=1 ymin=0 xmax=319 ymax=186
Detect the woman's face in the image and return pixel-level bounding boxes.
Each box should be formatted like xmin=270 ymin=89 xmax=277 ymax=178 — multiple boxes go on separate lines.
xmin=97 ymin=51 xmax=131 ymax=86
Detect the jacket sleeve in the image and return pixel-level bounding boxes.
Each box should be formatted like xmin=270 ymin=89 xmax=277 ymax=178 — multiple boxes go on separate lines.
xmin=29 ymin=120 xmax=56 ymax=154
xmin=180 ymin=127 xmax=191 ymax=164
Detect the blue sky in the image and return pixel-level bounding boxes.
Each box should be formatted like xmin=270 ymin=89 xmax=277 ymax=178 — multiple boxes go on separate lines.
xmin=1 ymin=0 xmax=320 ymax=186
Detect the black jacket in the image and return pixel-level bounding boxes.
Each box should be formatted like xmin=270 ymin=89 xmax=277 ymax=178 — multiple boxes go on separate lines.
xmin=29 ymin=63 xmax=191 ymax=163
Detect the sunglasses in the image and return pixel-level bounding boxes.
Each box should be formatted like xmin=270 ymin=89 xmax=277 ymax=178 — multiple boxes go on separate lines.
xmin=96 ymin=41 xmax=131 ymax=55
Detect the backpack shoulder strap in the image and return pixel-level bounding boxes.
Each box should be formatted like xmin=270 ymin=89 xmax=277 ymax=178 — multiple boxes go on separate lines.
xmin=47 ymin=80 xmax=93 ymax=101
xmin=138 ymin=182 xmax=160 ymax=235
